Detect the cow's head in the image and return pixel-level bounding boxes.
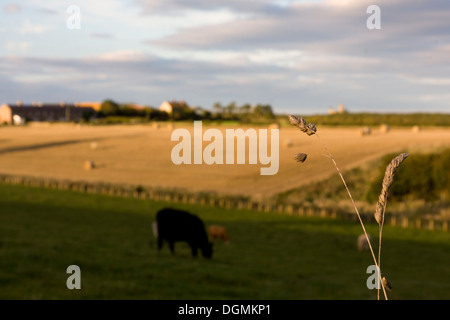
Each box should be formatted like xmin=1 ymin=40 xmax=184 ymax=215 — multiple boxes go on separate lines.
xmin=201 ymin=242 xmax=213 ymax=259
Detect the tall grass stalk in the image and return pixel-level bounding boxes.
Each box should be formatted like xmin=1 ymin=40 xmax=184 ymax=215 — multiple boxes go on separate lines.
xmin=315 ymin=133 xmax=388 ymax=300
xmin=289 ymin=114 xmax=389 ymax=299
xmin=374 ymin=153 xmax=409 ymax=299
xmin=377 ymin=200 xmax=388 ymax=300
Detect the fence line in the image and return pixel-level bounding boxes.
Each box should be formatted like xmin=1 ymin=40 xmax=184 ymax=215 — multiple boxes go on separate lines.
xmin=0 ymin=173 xmax=447 ymax=232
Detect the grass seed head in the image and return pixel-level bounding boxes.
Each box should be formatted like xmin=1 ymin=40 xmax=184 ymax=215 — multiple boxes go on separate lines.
xmin=306 ymin=123 xmax=317 ymax=136
xmin=374 ymin=153 xmax=409 ymax=224
xmin=294 ymin=153 xmax=308 ymax=163
xmin=288 ymin=115 xmax=317 ymax=136
xmin=382 ymin=276 xmax=393 ymax=291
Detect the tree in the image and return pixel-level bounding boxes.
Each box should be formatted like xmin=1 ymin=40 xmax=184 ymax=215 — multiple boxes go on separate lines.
xmin=240 ymin=103 xmax=251 ymax=114
xmin=213 ymin=102 xmax=223 ymax=114
xmin=261 ymin=104 xmax=275 ymax=119
xmin=225 ymin=101 xmax=237 ymax=115
xmin=253 ymin=104 xmax=264 ymax=118
xmin=81 ymin=109 xmax=96 ymax=122
xmin=253 ymin=104 xmax=274 ymax=119
xmin=100 ymin=99 xmax=120 ymax=116
xmin=201 ymin=110 xmax=212 ymax=119
xmin=239 ymin=103 xmax=252 ymax=122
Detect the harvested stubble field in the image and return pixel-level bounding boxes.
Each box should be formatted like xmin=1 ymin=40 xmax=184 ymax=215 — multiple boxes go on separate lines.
xmin=0 ymin=122 xmax=449 ymax=199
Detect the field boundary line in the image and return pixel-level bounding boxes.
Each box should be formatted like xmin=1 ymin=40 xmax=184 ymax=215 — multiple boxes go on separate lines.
xmin=0 ymin=173 xmax=447 ymax=232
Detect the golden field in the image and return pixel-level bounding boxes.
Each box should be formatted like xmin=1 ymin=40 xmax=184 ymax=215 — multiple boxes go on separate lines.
xmin=0 ymin=122 xmax=449 ymax=199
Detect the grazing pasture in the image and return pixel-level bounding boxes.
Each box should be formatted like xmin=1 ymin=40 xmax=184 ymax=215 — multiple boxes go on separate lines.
xmin=0 ymin=183 xmax=449 ymax=300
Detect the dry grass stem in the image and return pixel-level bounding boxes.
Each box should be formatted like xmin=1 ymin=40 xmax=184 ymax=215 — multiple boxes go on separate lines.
xmin=288 ymin=115 xmax=388 ymax=300
xmin=375 ymin=152 xmax=409 ymax=299
xmin=315 ymin=133 xmax=388 ymax=300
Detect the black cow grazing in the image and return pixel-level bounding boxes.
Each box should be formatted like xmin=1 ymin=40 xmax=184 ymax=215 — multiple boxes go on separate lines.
xmin=156 ymin=208 xmax=213 ymax=258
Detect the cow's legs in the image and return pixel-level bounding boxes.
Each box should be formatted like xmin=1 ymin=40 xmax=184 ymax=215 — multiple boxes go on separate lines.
xmin=168 ymin=241 xmax=175 ymax=254
xmin=157 ymin=237 xmax=163 ymax=252
xmin=191 ymin=246 xmax=198 ymax=257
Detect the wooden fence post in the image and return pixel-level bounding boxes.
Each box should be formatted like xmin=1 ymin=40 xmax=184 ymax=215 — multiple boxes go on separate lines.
xmin=6 ymin=173 xmax=450 ymax=233
xmin=390 ymin=216 xmax=397 ymax=227
xmin=416 ymin=218 xmax=421 ymax=229
xmin=277 ymin=204 xmax=284 ymax=214
xmin=286 ymin=205 xmax=293 ymax=215
xmin=401 ymin=217 xmax=408 ymax=228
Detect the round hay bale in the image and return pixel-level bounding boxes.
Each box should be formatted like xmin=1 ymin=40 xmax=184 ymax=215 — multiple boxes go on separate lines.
xmin=357 ymin=234 xmax=372 ymax=252
xmin=380 ymin=124 xmax=390 ymax=133
xmin=358 ymin=126 xmax=372 ymax=136
xmin=268 ymin=123 xmax=280 ymax=130
xmin=90 ymin=142 xmax=98 ymax=150
xmin=83 ymin=160 xmax=95 ymax=170
xmin=412 ymin=125 xmax=421 ymax=133
xmin=357 ymin=128 xmax=364 ymax=136
xmin=282 ymin=139 xmax=293 ymax=148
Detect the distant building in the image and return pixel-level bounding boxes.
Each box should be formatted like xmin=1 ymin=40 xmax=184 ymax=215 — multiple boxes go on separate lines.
xmin=159 ymin=100 xmax=190 ymax=114
xmin=337 ymin=104 xmax=347 ymax=114
xmin=328 ymin=104 xmax=348 ymax=114
xmin=0 ymin=102 xmax=96 ymax=124
xmin=158 ymin=100 xmax=193 ymax=120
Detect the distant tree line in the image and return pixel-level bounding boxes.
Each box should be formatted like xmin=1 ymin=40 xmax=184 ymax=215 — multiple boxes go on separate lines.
xmin=97 ymin=100 xmax=168 ymax=121
xmin=301 ymin=112 xmax=450 ymax=127
xmin=96 ymin=100 xmax=449 ymax=126
xmin=210 ymin=101 xmax=275 ymax=122
xmin=96 ymin=99 xmax=275 ymax=123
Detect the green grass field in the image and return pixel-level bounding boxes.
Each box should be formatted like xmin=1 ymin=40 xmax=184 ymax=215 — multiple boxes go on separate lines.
xmin=1 ymin=183 xmax=449 ymax=300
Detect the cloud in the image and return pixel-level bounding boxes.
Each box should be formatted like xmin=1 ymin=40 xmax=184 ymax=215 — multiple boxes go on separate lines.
xmin=90 ymin=33 xmax=115 ymax=39
xmin=143 ymin=0 xmax=450 ymax=87
xmin=2 ymin=51 xmax=449 ymax=113
xmin=86 ymin=50 xmax=149 ymax=62
xmin=18 ymin=20 xmax=49 ymax=35
xmin=3 ymin=3 xmax=22 ymax=13
xmin=37 ymin=7 xmax=58 ymax=15
xmin=5 ymin=41 xmax=32 ymax=52
xmin=1 ymin=0 xmax=449 ymax=113
xmin=146 ymin=0 xmax=450 ymax=58
xmin=145 ymin=4 xmax=364 ymax=52
xmin=134 ymin=0 xmax=273 ymax=14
